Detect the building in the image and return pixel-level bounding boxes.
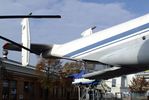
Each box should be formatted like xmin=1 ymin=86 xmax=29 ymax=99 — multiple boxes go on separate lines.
xmin=94 ymin=64 xmax=135 ymax=96
xmin=0 ymin=57 xmax=78 ymax=100
xmin=105 ymin=74 xmax=135 ymax=94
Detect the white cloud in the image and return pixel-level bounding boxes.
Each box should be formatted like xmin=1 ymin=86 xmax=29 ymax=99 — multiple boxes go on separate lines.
xmin=0 ymin=0 xmax=136 ymax=64
xmin=30 ymin=0 xmax=135 ymax=43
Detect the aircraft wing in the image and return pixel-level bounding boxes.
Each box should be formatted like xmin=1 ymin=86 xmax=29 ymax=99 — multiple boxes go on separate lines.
xmin=3 ymin=43 xmax=53 ymax=55
xmin=83 ymin=66 xmax=149 ymax=80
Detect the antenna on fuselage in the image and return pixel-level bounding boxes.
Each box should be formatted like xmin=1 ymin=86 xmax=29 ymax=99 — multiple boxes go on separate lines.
xmin=81 ymin=26 xmax=96 ymax=37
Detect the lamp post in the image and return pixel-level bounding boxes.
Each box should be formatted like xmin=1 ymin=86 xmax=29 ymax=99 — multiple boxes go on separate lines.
xmin=0 ymin=50 xmax=8 ymax=79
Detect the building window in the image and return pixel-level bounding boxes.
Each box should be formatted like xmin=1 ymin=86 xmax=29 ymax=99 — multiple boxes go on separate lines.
xmin=112 ymin=79 xmax=116 ymax=87
xmin=10 ymin=80 xmax=17 ymax=100
xmin=2 ymin=80 xmax=9 ymax=100
xmin=2 ymin=80 xmax=17 ymax=100
xmin=121 ymin=75 xmax=127 ymax=87
xmin=24 ymin=82 xmax=34 ymax=99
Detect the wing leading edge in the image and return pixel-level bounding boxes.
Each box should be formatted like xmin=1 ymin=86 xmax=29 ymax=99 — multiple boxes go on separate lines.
xmin=83 ymin=65 xmax=149 ymax=80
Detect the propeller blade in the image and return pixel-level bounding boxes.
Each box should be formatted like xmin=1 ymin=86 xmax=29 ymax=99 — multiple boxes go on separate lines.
xmin=0 ymin=36 xmax=74 ymax=60
xmin=0 ymin=35 xmax=33 ymax=53
xmin=0 ymin=15 xmax=61 ymax=19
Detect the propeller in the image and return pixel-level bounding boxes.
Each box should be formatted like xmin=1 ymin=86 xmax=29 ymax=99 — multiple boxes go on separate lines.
xmin=0 ymin=35 xmax=110 ymax=67
xmin=1 ymin=35 xmax=78 ymax=60
xmin=0 ymin=14 xmax=61 ymax=54
xmin=0 ymin=15 xmax=61 ymax=19
xmin=0 ymin=14 xmax=108 ymax=66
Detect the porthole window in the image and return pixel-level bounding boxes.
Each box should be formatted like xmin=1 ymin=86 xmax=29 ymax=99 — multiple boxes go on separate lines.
xmin=142 ymin=36 xmax=146 ymax=40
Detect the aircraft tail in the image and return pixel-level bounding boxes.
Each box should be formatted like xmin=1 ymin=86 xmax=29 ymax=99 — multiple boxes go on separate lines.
xmin=21 ymin=18 xmax=30 ymax=66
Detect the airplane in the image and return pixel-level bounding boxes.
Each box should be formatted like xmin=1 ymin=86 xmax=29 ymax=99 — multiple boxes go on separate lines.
xmin=69 ymin=70 xmax=99 ymax=85
xmin=0 ymin=13 xmax=149 ymax=80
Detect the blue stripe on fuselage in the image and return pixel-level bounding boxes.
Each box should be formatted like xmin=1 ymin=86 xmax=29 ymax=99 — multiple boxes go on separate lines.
xmin=64 ymin=23 xmax=149 ymax=58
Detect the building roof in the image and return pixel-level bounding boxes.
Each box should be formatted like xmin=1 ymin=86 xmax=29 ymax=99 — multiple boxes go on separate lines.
xmin=0 ymin=57 xmax=40 ymax=77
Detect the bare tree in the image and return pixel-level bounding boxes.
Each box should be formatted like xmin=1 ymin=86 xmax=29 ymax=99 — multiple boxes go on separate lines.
xmin=129 ymin=76 xmax=149 ymax=93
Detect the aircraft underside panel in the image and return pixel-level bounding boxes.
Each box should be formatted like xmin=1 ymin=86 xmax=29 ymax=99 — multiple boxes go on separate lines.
xmin=76 ymin=31 xmax=149 ymax=65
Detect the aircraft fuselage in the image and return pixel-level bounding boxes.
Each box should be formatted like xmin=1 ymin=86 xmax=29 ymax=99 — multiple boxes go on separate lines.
xmin=51 ymin=14 xmax=149 ymax=66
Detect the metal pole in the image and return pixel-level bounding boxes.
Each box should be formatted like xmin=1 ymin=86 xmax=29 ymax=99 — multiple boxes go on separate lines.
xmin=92 ymin=89 xmax=94 ymax=100
xmin=78 ymin=86 xmax=81 ymax=100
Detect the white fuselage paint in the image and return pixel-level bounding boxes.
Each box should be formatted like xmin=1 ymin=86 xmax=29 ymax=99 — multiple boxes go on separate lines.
xmin=51 ymin=14 xmax=149 ymax=65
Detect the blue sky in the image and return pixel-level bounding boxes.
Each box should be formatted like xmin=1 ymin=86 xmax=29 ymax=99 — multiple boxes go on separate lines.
xmin=81 ymin=0 xmax=149 ymax=15
xmin=0 ymin=0 xmax=148 ymax=65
